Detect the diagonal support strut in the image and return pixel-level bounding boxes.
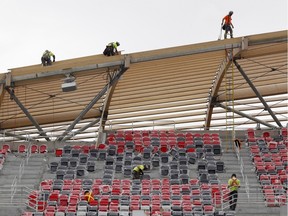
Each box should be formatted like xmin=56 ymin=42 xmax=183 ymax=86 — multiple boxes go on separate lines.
xmin=5 ymin=87 xmax=51 ymax=141
xmin=217 ymin=103 xmax=277 ymax=129
xmin=61 ymin=118 xmax=100 ymax=141
xmin=58 ymin=65 xmax=128 ymax=141
xmin=233 ymin=60 xmax=282 ymax=128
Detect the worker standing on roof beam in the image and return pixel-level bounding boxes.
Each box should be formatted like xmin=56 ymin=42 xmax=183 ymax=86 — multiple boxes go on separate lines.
xmin=221 ymin=11 xmax=234 ymax=39
xmin=103 ymin=42 xmax=120 ymax=56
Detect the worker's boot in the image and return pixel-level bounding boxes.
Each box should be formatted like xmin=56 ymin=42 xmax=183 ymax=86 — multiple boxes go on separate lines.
xmin=224 ymin=33 xmax=227 ymax=39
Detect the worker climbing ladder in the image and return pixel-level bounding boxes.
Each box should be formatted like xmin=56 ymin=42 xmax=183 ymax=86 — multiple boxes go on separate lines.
xmin=225 ymin=48 xmax=235 ymax=151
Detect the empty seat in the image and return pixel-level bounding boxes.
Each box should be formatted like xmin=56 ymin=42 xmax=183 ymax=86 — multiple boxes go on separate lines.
xmin=187 ymin=153 xmax=197 ymax=164
xmin=63 ymin=145 xmax=72 ymax=154
xmin=199 ymin=173 xmax=209 ymax=184
xmin=108 ymin=145 xmax=116 ymax=156
xmin=79 ymin=153 xmax=89 ymax=164
xmin=204 ymin=144 xmax=213 ymax=153
xmin=105 ymin=156 xmax=114 ymax=166
xmin=30 ymin=144 xmax=38 ymax=153
xmin=213 ymin=145 xmax=222 ymax=155
xmin=76 ymin=165 xmax=85 ymax=177
xmin=196 ymin=148 xmax=204 ymax=158
xmin=216 ymin=161 xmax=225 ymax=173
xmin=124 ymin=157 xmax=132 ymax=166
xmin=71 ymin=149 xmax=81 ymax=157
xmin=180 ymin=174 xmax=189 ymax=184
xmin=60 ymin=157 xmax=70 ymax=167
xmin=143 ymin=148 xmax=152 ymax=159
xmin=50 ymin=162 xmax=58 ymax=173
xmin=18 ymin=144 xmax=27 ymax=153
xmin=152 ymin=156 xmax=160 ymax=167
xmin=89 ymin=149 xmax=98 ymax=158
xmin=160 ymin=153 xmax=169 ymax=163
xmin=115 ymin=161 xmax=123 ymax=173
xmin=207 ymin=163 xmax=216 ymax=174
xmin=98 ymin=149 xmax=107 ymax=160
xmin=123 ymin=166 xmax=132 ymax=177
xmin=197 ymin=160 xmax=207 ymax=171
xmin=179 ymin=165 xmax=188 ymax=174
xmin=170 ymin=170 xmax=179 ymax=179
xmin=195 ymin=140 xmax=204 ymax=148
xmin=56 ymin=170 xmax=66 ymax=179
xmin=161 ymin=165 xmax=169 ymax=177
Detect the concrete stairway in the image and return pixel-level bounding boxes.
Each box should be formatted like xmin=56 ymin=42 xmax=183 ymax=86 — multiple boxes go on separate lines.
xmin=0 ymin=153 xmax=48 ymax=216
xmin=218 ymin=140 xmax=284 ymax=216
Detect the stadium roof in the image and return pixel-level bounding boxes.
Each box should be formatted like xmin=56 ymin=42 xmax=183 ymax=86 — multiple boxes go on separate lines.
xmin=0 ymin=30 xmax=287 ymax=142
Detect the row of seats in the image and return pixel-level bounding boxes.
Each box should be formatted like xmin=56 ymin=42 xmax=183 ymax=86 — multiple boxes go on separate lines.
xmin=247 ymin=128 xmax=287 ymax=140
xmin=107 ymin=130 xmax=220 ymax=138
xmin=1 ymin=143 xmax=48 ymax=154
xmin=29 ymin=179 xmax=230 ymax=215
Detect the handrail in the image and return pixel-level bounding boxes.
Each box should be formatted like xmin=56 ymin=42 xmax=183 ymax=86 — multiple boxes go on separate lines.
xmin=10 ymin=176 xmax=18 ymax=203
xmin=234 ymin=144 xmax=250 ymax=200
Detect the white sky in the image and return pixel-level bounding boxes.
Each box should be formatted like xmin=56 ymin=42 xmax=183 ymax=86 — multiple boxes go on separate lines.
xmin=0 ymin=0 xmax=287 ymax=73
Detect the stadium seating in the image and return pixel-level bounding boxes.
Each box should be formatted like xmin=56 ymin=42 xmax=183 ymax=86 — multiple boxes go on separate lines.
xmin=247 ymin=128 xmax=288 ymax=207
xmin=23 ymin=130 xmax=232 ymax=215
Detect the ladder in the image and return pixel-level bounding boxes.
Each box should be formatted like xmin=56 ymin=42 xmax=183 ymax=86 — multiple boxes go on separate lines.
xmin=225 ymin=48 xmax=235 ymax=151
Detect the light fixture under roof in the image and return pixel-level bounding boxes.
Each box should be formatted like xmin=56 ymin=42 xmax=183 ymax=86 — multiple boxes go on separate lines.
xmin=61 ymin=74 xmax=77 ymax=92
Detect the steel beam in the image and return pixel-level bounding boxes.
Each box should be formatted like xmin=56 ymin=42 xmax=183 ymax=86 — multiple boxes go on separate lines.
xmin=58 ymin=65 xmax=128 ymax=141
xmin=0 ymin=61 xmax=123 ymax=84
xmin=61 ymin=118 xmax=100 ymax=141
xmin=5 ymin=88 xmax=51 ymax=141
xmin=217 ymin=103 xmax=277 ymax=129
xmin=233 ymin=60 xmax=283 ymax=128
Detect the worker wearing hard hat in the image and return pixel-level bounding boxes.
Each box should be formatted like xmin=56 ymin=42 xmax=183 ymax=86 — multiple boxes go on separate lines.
xmin=103 ymin=41 xmax=120 ymax=56
xmin=41 ymin=50 xmax=55 ymax=66
xmin=221 ymin=11 xmax=234 ymax=39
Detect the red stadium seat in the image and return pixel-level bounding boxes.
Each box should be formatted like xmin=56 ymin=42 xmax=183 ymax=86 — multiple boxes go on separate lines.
xmin=18 ymin=144 xmax=26 ymax=153
xmin=30 ymin=144 xmax=38 ymax=153
xmin=39 ymin=144 xmax=48 ymax=153
xmin=3 ymin=144 xmax=11 ymax=153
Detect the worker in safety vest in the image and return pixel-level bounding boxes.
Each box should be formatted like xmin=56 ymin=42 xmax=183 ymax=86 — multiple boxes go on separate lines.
xmin=132 ymin=164 xmax=146 ymax=179
xmin=103 ymin=41 xmax=120 ymax=56
xmin=41 ymin=50 xmax=55 ymax=66
xmin=221 ymin=11 xmax=234 ymax=39
xmin=84 ymin=190 xmax=94 ymax=204
xmin=228 ymin=173 xmax=240 ymax=210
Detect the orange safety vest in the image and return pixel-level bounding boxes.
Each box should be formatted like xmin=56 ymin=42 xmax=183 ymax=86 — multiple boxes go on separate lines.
xmin=223 ymin=15 xmax=232 ymax=25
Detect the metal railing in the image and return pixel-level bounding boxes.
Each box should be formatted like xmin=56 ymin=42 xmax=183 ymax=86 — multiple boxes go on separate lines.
xmin=220 ymin=186 xmax=287 ymax=211
xmin=9 ymin=140 xmax=34 ymax=204
xmin=234 ymin=144 xmax=250 ymax=200
xmin=107 ymin=120 xmax=176 ymax=131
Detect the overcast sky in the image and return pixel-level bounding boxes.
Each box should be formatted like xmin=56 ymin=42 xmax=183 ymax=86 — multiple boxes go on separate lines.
xmin=0 ymin=0 xmax=287 ymax=73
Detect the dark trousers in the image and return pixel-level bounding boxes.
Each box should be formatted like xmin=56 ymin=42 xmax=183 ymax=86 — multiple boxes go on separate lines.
xmin=103 ymin=46 xmax=115 ymax=56
xmin=132 ymin=171 xmax=143 ymax=179
xmin=229 ymin=190 xmax=238 ymax=210
xmin=41 ymin=57 xmax=52 ymax=66
xmin=224 ymin=24 xmax=233 ymax=39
